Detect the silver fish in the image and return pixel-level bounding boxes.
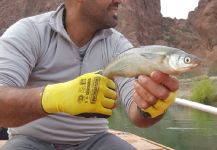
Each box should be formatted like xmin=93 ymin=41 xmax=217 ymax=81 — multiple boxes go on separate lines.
xmin=102 ymin=45 xmax=201 ymax=79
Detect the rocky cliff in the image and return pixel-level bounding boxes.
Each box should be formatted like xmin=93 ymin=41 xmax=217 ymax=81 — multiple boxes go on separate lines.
xmin=0 ymin=0 xmax=217 ymax=74
xmin=0 ymin=0 xmax=62 ymax=35
xmin=117 ymin=0 xmax=162 ymax=46
xmin=118 ymin=0 xmax=217 ymax=69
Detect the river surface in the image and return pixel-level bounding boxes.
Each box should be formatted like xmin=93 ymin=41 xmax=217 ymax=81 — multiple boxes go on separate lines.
xmin=108 ymin=104 xmax=217 ymax=150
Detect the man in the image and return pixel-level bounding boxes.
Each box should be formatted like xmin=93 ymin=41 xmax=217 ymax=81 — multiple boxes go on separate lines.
xmin=0 ymin=0 xmax=179 ymax=149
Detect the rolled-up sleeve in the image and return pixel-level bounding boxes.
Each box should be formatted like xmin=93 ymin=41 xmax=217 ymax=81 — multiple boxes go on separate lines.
xmin=0 ymin=19 xmax=40 ymax=86
xmin=111 ymin=31 xmax=135 ymax=113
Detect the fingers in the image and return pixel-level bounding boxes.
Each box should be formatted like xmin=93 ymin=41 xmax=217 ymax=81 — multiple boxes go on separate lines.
xmin=102 ymin=76 xmax=117 ymax=99
xmin=134 ymin=73 xmax=178 ymax=118
xmin=141 ymin=105 xmax=165 ymax=118
xmin=142 ymin=92 xmax=176 ymax=118
xmin=92 ymin=75 xmax=117 ymax=111
xmin=103 ymin=85 xmax=117 ymax=109
xmin=94 ymin=73 xmax=116 ymax=90
xmin=106 ymin=78 xmax=116 ymax=90
xmin=150 ymin=71 xmax=179 ymax=91
xmin=137 ymin=75 xmax=169 ymax=100
xmin=98 ymin=107 xmax=113 ymax=117
xmin=134 ymin=81 xmax=157 ymax=109
xmin=104 ymin=87 xmax=117 ymax=99
xmin=101 ymin=97 xmax=116 ymax=109
xmin=101 ymin=77 xmax=117 ymax=109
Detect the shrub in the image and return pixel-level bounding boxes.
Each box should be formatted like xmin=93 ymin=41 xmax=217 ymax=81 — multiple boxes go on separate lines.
xmin=191 ymin=76 xmax=212 ymax=104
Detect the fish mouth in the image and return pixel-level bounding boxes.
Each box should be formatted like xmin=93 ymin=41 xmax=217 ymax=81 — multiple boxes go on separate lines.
xmin=175 ymin=64 xmax=199 ymax=74
xmin=190 ymin=63 xmax=199 ymax=68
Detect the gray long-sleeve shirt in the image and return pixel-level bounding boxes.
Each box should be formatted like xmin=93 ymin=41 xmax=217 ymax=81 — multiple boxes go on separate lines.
xmin=0 ymin=4 xmax=134 ymax=144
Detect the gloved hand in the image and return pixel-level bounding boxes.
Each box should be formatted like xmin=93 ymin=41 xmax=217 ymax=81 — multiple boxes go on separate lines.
xmin=41 ymin=71 xmax=117 ymax=118
xmin=138 ymin=92 xmax=176 ymax=118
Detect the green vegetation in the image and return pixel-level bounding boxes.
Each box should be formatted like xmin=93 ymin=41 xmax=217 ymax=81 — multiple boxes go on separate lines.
xmin=191 ymin=76 xmax=216 ymax=104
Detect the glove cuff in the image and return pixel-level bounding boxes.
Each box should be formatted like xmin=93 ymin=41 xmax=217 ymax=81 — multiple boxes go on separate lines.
xmin=41 ymin=83 xmax=67 ymax=113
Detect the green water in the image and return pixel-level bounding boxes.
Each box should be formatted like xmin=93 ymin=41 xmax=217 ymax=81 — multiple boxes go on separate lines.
xmin=108 ymin=104 xmax=217 ymax=150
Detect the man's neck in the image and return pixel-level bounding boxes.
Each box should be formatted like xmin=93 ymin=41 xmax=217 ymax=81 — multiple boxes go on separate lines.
xmin=64 ymin=10 xmax=98 ymax=47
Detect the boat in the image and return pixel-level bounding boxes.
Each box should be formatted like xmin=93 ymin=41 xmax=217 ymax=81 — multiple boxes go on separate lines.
xmin=0 ymin=129 xmax=173 ymax=150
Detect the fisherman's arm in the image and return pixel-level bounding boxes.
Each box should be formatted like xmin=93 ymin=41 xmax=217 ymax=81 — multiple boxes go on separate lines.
xmin=0 ymin=86 xmax=46 ymax=127
xmin=0 ymin=72 xmax=117 ymax=128
xmin=128 ymin=71 xmax=179 ymax=127
xmin=0 ymin=19 xmax=48 ymax=127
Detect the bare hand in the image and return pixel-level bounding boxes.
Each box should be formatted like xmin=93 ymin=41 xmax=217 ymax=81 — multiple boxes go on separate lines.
xmin=133 ymin=71 xmax=179 ymax=109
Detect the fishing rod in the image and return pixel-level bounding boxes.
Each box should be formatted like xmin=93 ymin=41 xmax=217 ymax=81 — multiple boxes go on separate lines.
xmin=175 ymin=98 xmax=217 ymax=115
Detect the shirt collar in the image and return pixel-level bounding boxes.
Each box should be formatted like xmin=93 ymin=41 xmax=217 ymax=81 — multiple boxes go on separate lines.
xmin=49 ymin=4 xmax=65 ymax=33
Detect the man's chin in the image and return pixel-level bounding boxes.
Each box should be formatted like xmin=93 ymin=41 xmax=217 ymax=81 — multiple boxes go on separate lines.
xmin=113 ymin=15 xmax=118 ymax=20
xmin=103 ymin=22 xmax=118 ymax=29
xmin=108 ymin=23 xmax=118 ymax=29
xmin=110 ymin=18 xmax=118 ymax=27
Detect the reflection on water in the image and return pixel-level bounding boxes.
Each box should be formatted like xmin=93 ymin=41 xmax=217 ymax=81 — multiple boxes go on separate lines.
xmin=108 ymin=104 xmax=217 ymax=150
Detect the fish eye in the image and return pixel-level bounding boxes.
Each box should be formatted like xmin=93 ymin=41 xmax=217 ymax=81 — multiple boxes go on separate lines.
xmin=184 ymin=56 xmax=191 ymax=63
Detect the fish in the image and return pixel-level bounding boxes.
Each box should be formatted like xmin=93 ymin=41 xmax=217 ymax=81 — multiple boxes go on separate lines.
xmin=102 ymin=45 xmax=202 ymax=79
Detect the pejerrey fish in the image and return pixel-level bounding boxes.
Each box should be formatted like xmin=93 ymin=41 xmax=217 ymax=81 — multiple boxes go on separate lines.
xmin=102 ymin=45 xmax=202 ymax=79
xmin=101 ymin=46 xmax=217 ymax=116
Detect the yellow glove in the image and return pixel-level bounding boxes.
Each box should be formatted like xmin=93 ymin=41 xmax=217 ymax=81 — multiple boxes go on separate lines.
xmin=139 ymin=92 xmax=176 ymax=118
xmin=41 ymin=71 xmax=117 ymax=118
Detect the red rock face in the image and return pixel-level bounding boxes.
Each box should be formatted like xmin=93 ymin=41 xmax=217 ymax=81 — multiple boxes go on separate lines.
xmin=0 ymin=0 xmax=217 ymax=66
xmin=116 ymin=0 xmax=202 ymax=56
xmin=191 ymin=0 xmax=217 ymax=50
xmin=116 ymin=0 xmax=162 ymax=46
xmin=188 ymin=0 xmax=217 ymax=65
xmin=0 ymin=0 xmax=62 ymax=35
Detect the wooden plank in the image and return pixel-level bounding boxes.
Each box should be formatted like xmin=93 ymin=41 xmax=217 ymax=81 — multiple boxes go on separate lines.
xmin=0 ymin=140 xmax=6 ymax=147
xmin=109 ymin=130 xmax=174 ymax=150
xmin=0 ymin=130 xmax=174 ymax=150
